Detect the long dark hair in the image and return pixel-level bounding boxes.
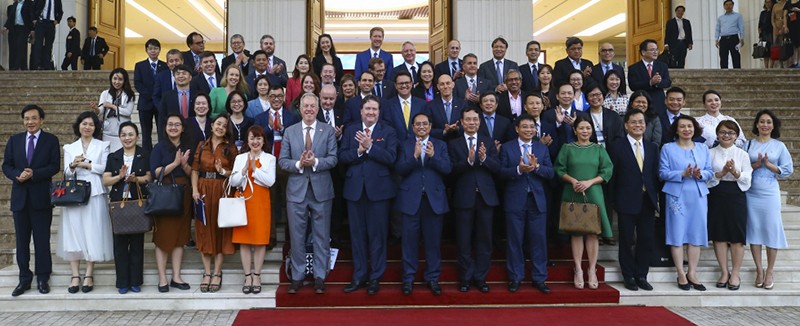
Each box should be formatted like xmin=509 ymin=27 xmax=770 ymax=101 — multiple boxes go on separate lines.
xmin=314 ymin=33 xmax=338 ymax=57
xmin=108 ymin=68 xmax=135 ymax=103
xmin=627 ymin=90 xmax=657 ymax=120
xmin=72 ymin=111 xmax=103 ymax=140
xmin=164 ymin=113 xmax=191 ymax=153
xmin=291 ymin=54 xmax=311 ymax=79
xmin=752 ymin=109 xmax=781 ymax=138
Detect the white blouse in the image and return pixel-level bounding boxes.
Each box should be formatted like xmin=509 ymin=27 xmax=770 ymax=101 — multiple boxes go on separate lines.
xmin=696 ymin=113 xmax=747 ymax=148
xmin=229 ymin=151 xmax=276 ymax=189
xmin=707 ymin=145 xmax=752 ymax=191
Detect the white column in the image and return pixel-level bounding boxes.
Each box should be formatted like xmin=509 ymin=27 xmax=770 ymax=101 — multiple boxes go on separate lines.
xmin=227 ymin=0 xmax=306 ymax=72
xmin=683 ymin=1 xmax=759 ymax=69
xmin=53 ymin=0 xmax=89 ymax=68
xmin=453 ymin=0 xmax=533 ymax=65
xmin=739 ymin=0 xmax=765 ymax=68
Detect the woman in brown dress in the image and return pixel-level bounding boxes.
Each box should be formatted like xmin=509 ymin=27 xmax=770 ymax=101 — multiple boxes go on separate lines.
xmin=149 ymin=114 xmax=194 ymax=293
xmin=191 ymin=113 xmax=238 ymax=292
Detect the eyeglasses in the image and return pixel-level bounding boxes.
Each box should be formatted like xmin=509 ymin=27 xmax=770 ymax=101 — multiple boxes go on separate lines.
xmin=588 ymin=93 xmax=603 ymax=98
xmin=167 ymin=122 xmax=182 ymax=128
xmin=718 ymin=131 xmax=738 ymax=136
xmin=627 ymin=120 xmax=646 ymax=125
xmin=268 ymin=94 xmax=285 ymax=99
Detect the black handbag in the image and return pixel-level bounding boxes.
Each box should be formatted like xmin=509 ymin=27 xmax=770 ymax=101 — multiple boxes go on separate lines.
xmin=657 ymin=48 xmax=678 ymax=68
xmin=780 ymin=36 xmax=794 ymax=61
xmin=50 ymin=172 xmax=91 ymax=207
xmin=109 ymin=182 xmax=153 ymax=234
xmin=144 ymin=167 xmax=185 ymax=216
xmin=752 ymin=40 xmax=769 ymax=59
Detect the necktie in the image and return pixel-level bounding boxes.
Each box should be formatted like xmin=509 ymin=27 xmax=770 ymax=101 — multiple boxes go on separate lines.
xmin=194 ymin=54 xmax=200 ymax=70
xmin=91 ymin=38 xmax=96 ymax=56
xmin=402 ymin=100 xmax=411 ymax=128
xmin=647 ymin=63 xmax=653 ymax=78
xmin=495 ymin=61 xmax=503 ymax=83
xmin=468 ymin=136 xmax=474 ymax=150
xmin=451 ymin=61 xmax=458 ymax=76
xmin=522 ymin=144 xmax=531 ymax=164
xmin=267 ymin=58 xmax=272 ymax=73
xmin=180 ymin=91 xmax=189 ymax=118
xmin=45 ymin=0 xmax=52 ymax=20
xmin=373 ymin=52 xmax=378 ymax=58
xmin=151 ymin=62 xmax=158 ymax=77
xmin=272 ymin=112 xmax=281 ymax=155
xmin=375 ymin=81 xmax=382 ymax=98
xmin=531 ymin=64 xmax=539 ymax=87
xmin=26 ymin=134 xmax=35 ymax=165
xmin=419 ymin=139 xmax=427 ymax=165
xmin=305 ymin=126 xmax=313 ymax=151
xmin=445 ymin=102 xmax=452 ymax=122
xmin=325 ymin=110 xmax=331 ymax=124
xmin=410 ymin=66 xmax=417 ymax=84
xmin=635 ymin=141 xmax=644 ymax=171
xmin=365 ymin=128 xmax=371 ymax=138
xmin=536 ymin=121 xmax=541 ymax=139
xmin=208 ymin=76 xmax=215 ymax=89
xmin=486 ymin=116 xmax=495 ymax=136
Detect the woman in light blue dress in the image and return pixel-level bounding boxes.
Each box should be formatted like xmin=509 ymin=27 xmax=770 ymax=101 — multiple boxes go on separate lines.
xmin=659 ymin=115 xmax=713 ymax=291
xmin=745 ymin=109 xmax=793 ymax=290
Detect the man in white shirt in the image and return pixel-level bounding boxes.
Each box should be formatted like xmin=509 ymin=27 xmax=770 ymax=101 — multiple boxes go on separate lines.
xmin=520 ymin=40 xmax=542 ymax=92
xmin=665 ymin=5 xmax=693 ymax=68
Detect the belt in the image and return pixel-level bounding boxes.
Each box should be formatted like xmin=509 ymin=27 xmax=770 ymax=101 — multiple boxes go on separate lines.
xmin=721 ymin=35 xmax=738 ymax=39
xmin=200 ymin=172 xmax=227 ymax=179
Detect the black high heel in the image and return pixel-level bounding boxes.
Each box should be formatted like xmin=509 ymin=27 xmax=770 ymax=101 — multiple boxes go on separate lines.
xmin=81 ymin=276 xmax=94 ymax=293
xmin=68 ymin=276 xmax=81 ymax=294
xmin=242 ymin=273 xmax=252 ymax=294
xmin=251 ymin=273 xmax=262 ymax=294
xmin=210 ymin=273 xmax=223 ymax=293
xmin=677 ymin=276 xmax=690 ymax=291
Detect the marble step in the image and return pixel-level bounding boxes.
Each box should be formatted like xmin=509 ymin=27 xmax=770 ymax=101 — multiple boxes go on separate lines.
xmin=601 ymin=260 xmax=800 ymax=284
xmin=614 ymin=282 xmax=800 ymax=307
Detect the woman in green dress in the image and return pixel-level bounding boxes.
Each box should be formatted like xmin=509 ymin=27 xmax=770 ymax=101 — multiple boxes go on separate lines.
xmin=555 ymin=114 xmax=613 ymax=290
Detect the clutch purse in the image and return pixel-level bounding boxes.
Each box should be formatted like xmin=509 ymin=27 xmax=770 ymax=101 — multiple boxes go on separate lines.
xmin=217 ymin=170 xmax=253 ymax=228
xmin=50 ymin=173 xmax=91 ymax=207
xmin=144 ymin=167 xmax=185 ymax=216
xmin=109 ymin=182 xmax=153 ymax=235
xmin=559 ymin=192 xmax=601 ymax=235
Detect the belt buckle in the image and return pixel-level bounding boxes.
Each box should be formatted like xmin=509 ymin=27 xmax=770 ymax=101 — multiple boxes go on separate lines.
xmin=204 ymin=172 xmax=218 ymax=179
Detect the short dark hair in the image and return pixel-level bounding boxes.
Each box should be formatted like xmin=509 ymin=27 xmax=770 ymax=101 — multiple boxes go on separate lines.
xmin=573 ymin=114 xmax=595 ymax=137
xmin=67 ymin=16 xmax=76 ymax=23
xmin=88 ymin=26 xmax=97 ymax=33
xmin=603 ymin=69 xmax=626 ymax=95
xmin=194 ymin=93 xmax=211 ymax=114
xmin=72 ymin=111 xmax=103 ymax=140
xmin=360 ymin=71 xmax=375 ymax=81
xmin=394 ymin=70 xmax=412 ymax=84
xmin=515 ymin=113 xmax=536 ymax=127
xmin=752 ymin=109 xmax=781 ymax=138
xmin=200 ymin=51 xmax=215 ymax=60
xmin=186 ymin=32 xmax=201 ymax=47
xmin=463 ymin=53 xmax=478 ymax=62
xmin=639 ymin=39 xmax=657 ymax=52
xmin=173 ymin=64 xmax=193 ymax=75
xmin=627 ymin=90 xmax=656 ymax=119
xmin=566 ymin=37 xmax=583 ymax=48
xmin=716 ymin=120 xmax=740 ymax=138
xmin=479 ymin=91 xmax=498 ymax=105
xmin=724 ymin=0 xmax=734 ymax=5
xmin=368 ymin=57 xmax=385 ymax=70
xmin=624 ymin=108 xmax=645 ymax=123
xmin=526 ymin=40 xmax=541 ymax=50
xmin=145 ymin=38 xmax=161 ymax=49
xmin=21 ymin=104 xmax=45 ymax=119
xmin=268 ymin=85 xmax=285 ymax=93
xmin=411 ymin=112 xmax=431 ymax=125
xmin=460 ymin=106 xmax=482 ymax=120
xmin=670 ymin=115 xmax=703 ymax=140
xmin=254 ymin=74 xmax=271 ymax=89
xmin=225 ymin=90 xmax=248 ymax=115
xmin=675 ymin=5 xmax=686 ymax=11
xmin=240 ymin=125 xmax=272 ymax=154
xmin=666 ymin=86 xmax=686 ymax=98
xmin=369 ymin=27 xmax=385 ymax=36
xmin=118 ymin=121 xmax=139 ymax=136
xmin=252 ymin=50 xmax=268 ymax=60
xmin=361 ymin=95 xmax=381 ymax=110
xmin=491 ymin=37 xmax=508 ymax=48
xmin=524 ymin=92 xmax=544 ymax=104
xmin=702 ymin=89 xmax=722 ymax=103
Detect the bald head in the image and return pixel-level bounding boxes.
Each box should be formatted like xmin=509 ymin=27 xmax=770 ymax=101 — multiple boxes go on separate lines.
xmin=320 ymin=85 xmax=337 ymax=109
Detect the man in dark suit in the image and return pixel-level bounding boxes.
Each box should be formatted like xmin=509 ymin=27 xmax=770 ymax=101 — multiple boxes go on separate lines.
xmin=553 ymin=37 xmax=594 ymax=88
xmin=161 ymin=64 xmax=194 ymax=122
xmin=428 ymin=74 xmax=465 ymax=141
xmin=245 ymin=50 xmax=282 ymax=100
xmin=477 ymin=92 xmax=512 ymax=147
xmin=381 ymin=71 xmax=429 ymax=142
xmin=2 ymin=105 xmax=61 ymax=296
xmin=454 ymin=53 xmax=493 ymax=106
xmin=590 ymin=43 xmax=627 ymax=93
xmin=182 ymin=32 xmax=220 ymax=76
xmin=342 ymin=71 xmax=377 ymax=126
xmin=478 ymin=37 xmax=519 ymax=93
xmin=134 ymin=38 xmax=168 ymax=152
xmin=541 ymin=83 xmax=586 ymax=154
xmin=392 ymin=41 xmax=420 ymax=84
xmin=395 ymin=112 xmax=452 ymax=296
xmin=189 ymin=51 xmax=221 ymax=96
xmin=498 ymin=113 xmax=554 ymax=293
xmin=220 ymin=34 xmax=250 ymax=74
xmin=339 ymin=95 xmax=398 ymax=295
xmin=30 ymin=0 xmax=62 ymax=70
xmin=629 ymin=39 xmax=672 ymax=115
xmin=59 ymin=16 xmax=79 ymax=70
xmin=152 ymin=49 xmax=184 ymax=142
xmin=252 ymin=34 xmax=289 ymax=87
xmin=369 ymin=57 xmax=396 ymax=99
xmin=448 ymin=107 xmax=500 ymax=293
xmin=80 ymin=26 xmax=108 ymax=70
xmin=3 ymin=0 xmax=33 ymax=70
xmin=496 ymin=70 xmax=526 ymax=121
xmin=659 ymin=86 xmax=704 ymax=145
xmin=434 ymin=39 xmax=463 ymax=81
xmin=520 ymin=40 xmax=543 ymax=93
xmin=607 ymin=109 xmax=659 ymax=291
xmin=664 ymin=5 xmax=693 ymax=69
xmin=354 ymin=26 xmax=393 ymax=81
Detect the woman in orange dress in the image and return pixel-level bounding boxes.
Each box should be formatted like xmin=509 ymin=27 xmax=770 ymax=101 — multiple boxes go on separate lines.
xmin=191 ymin=113 xmax=238 ymax=293
xmin=230 ymin=125 xmax=275 ymax=294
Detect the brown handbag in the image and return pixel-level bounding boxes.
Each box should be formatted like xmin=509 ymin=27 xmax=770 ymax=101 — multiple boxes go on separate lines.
xmin=109 ymin=182 xmax=153 ymax=235
xmin=559 ymin=192 xmax=601 ymax=235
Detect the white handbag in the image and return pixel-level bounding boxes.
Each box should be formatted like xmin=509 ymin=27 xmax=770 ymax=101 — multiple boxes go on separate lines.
xmin=217 ymin=170 xmax=254 ymax=228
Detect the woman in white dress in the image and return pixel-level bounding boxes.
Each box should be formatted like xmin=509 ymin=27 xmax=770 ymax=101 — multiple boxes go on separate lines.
xmin=58 ymin=111 xmax=113 ymax=294
xmin=95 ymin=68 xmax=134 ymax=152
xmin=695 ymin=90 xmax=746 ymax=148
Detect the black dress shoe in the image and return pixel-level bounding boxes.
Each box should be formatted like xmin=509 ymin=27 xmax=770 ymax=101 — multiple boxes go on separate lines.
xmin=67 ymin=276 xmax=81 ymax=294
xmin=474 ymin=281 xmax=490 ymax=293
xmin=623 ymin=278 xmax=639 ymax=291
xmin=287 ymin=280 xmax=302 ymax=294
xmin=314 ymin=278 xmax=325 ymax=294
xmin=343 ymin=280 xmax=366 ymax=293
xmin=507 ymin=281 xmax=520 ymax=293
xmin=366 ymin=280 xmax=380 ymax=295
xmin=532 ymin=281 xmax=551 ymax=294
xmin=81 ymin=276 xmax=94 ymax=293
xmin=170 ymin=279 xmax=191 ymax=290
xmin=676 ymin=277 xmax=690 ymax=291
xmin=687 ymin=279 xmax=706 ymax=291
xmin=402 ymin=282 xmax=413 ymax=296
xmin=158 ymin=283 xmax=170 ymax=293
xmin=11 ymin=283 xmax=30 ymax=297
xmin=427 ymin=281 xmax=442 ymax=295
xmin=458 ymin=281 xmax=471 ymax=292
xmin=37 ymin=281 xmax=50 ymax=294
xmin=636 ymin=278 xmax=653 ymax=291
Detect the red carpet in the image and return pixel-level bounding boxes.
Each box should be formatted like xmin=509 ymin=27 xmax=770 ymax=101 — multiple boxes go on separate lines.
xmin=233 ymin=306 xmax=693 ymax=326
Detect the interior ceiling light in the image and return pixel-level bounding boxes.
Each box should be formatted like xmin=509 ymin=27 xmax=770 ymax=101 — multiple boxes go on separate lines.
xmin=575 ymin=13 xmax=626 ymax=37
xmin=326 ymin=0 xmax=427 ymax=12
xmin=125 ymin=27 xmax=143 ymax=38
xmin=534 ymin=0 xmax=602 ymax=37
xmin=128 ymin=0 xmax=185 ymax=38
xmin=188 ymin=0 xmax=224 ymax=32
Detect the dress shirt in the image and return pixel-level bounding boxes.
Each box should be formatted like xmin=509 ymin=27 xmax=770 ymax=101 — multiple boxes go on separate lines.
xmin=295 ymin=120 xmax=319 ymax=172
xmin=715 ymin=11 xmax=745 ymax=39
xmin=418 ymin=136 xmax=430 ymax=164
xmin=405 ymin=62 xmax=419 ymax=73
xmin=626 ymin=134 xmax=644 ymax=161
xmin=676 ymin=18 xmax=686 ymax=40
xmin=666 ymin=111 xmax=681 ymax=125
xmin=15 ymin=2 xmax=24 ymax=25
xmin=357 ymin=122 xmax=375 ymax=156
xmin=508 ymin=92 xmax=522 ymax=117
xmin=465 ymin=74 xmax=478 ymax=92
xmin=269 ymin=107 xmax=286 ymax=142
xmin=570 ymin=58 xmax=582 ymax=70
xmin=555 ymin=105 xmax=572 ymax=128
xmin=41 ymin=0 xmax=55 ymax=21
xmin=370 ymin=49 xmax=383 ymax=58
xmin=26 ymin=130 xmax=42 ymax=155
xmin=516 ymin=138 xmax=535 ymax=175
xmin=322 ymin=108 xmax=337 ymax=127
xmin=203 ymin=73 xmax=216 ymax=88
xmin=449 ymin=58 xmax=460 ymax=74
xmin=259 ymin=98 xmax=269 ymax=112
xmin=463 ymin=132 xmax=481 ymax=165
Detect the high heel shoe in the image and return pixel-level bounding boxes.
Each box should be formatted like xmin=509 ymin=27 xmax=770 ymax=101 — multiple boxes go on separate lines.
xmin=242 ymin=273 xmax=252 ymax=294
xmin=68 ymin=276 xmax=81 ymax=294
xmin=764 ymin=272 xmax=774 ymax=290
xmin=727 ymin=274 xmax=740 ymax=291
xmin=715 ymin=271 xmax=729 ymax=288
xmin=686 ymin=274 xmax=706 ymax=291
xmin=200 ymin=273 xmax=211 ymax=293
xmin=251 ymin=273 xmax=262 ymax=294
xmin=573 ymin=269 xmax=584 ymax=289
xmin=676 ymin=275 xmax=690 ymax=291
xmin=587 ymin=268 xmax=599 ymax=290
xmin=754 ymin=268 xmax=765 ymax=288
xmin=81 ymin=276 xmax=94 ymax=293
xmin=210 ymin=273 xmax=223 ymax=293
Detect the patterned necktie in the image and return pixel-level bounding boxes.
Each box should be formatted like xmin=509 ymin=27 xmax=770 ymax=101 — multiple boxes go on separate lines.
xmin=151 ymin=62 xmax=158 ymax=77
xmin=180 ymin=91 xmax=189 ymax=118
xmin=470 ymin=78 xmax=477 ymax=93
xmin=419 ymin=139 xmax=427 ymax=165
xmin=208 ymin=76 xmax=215 ymax=89
xmin=305 ymin=126 xmax=313 ymax=151
xmin=325 ymin=110 xmax=331 ymax=124
xmin=522 ymin=144 xmax=530 ymax=164
xmin=445 ymin=102 xmax=452 ymax=122
xmin=26 ymin=134 xmax=35 ymax=165
xmin=495 ymin=61 xmax=503 ymax=83
xmin=451 ymin=61 xmax=457 ymax=76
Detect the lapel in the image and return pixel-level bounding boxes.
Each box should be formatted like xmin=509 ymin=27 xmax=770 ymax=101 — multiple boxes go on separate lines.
xmin=311 ymin=123 xmax=325 ymax=153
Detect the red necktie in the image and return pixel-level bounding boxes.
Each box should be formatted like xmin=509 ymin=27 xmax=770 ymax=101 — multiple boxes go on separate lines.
xmin=647 ymin=63 xmax=653 ymax=78
xmin=365 ymin=128 xmax=371 ymax=138
xmin=180 ymin=91 xmax=188 ymax=118
xmin=272 ymin=112 xmax=281 ymax=156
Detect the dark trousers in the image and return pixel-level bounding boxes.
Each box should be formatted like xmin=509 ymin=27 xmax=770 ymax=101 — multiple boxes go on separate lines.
xmin=270 ymin=169 xmax=289 ymax=244
xmin=113 ymin=233 xmax=144 ymax=288
xmin=329 ymin=167 xmax=346 ymax=245
xmin=139 ymin=108 xmax=158 ymax=152
xmin=401 ymin=197 xmax=443 ymax=283
xmin=84 ymin=56 xmax=102 ymax=70
xmin=347 ymin=196 xmax=389 ymax=282
xmin=669 ymin=40 xmax=689 ymax=68
xmin=32 ymin=20 xmax=56 ymax=70
xmin=60 ymin=53 xmax=78 ymax=70
xmin=455 ymin=193 xmax=493 ymax=282
xmin=719 ymin=35 xmax=741 ymax=69
xmin=618 ymin=192 xmax=656 ymax=280
xmin=13 ymin=208 xmax=53 ymax=283
xmin=505 ymin=193 xmax=548 ymax=282
xmin=8 ymin=25 xmax=29 ymax=70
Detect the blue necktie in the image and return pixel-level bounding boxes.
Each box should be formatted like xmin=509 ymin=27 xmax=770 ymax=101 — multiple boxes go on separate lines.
xmin=531 ymin=64 xmax=539 ymax=87
xmin=522 ymin=144 xmax=530 ymax=164
xmin=486 ymin=116 xmax=495 ymax=136
xmin=151 ymin=62 xmax=158 ymax=77
xmin=445 ymin=102 xmax=452 ymax=123
xmin=495 ymin=61 xmax=503 ymax=83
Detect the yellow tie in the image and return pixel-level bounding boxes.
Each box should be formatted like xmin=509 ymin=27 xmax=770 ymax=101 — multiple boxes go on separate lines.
xmin=402 ymin=100 xmax=411 ymax=128
xmin=635 ymin=141 xmax=643 ymax=171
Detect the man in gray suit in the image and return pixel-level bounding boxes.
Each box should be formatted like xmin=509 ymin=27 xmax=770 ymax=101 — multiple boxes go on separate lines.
xmin=279 ymin=93 xmax=339 ymax=294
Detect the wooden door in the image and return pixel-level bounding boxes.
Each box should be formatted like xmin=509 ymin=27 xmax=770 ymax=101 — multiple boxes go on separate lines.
xmin=89 ymin=0 xmax=125 ymax=69
xmin=307 ymin=0 xmax=324 ymax=56
xmin=429 ymin=0 xmax=451 ymax=64
xmin=626 ymin=0 xmax=671 ymax=62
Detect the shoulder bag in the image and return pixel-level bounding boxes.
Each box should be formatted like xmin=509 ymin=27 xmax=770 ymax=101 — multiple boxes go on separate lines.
xmin=109 ymin=182 xmax=153 ymax=234
xmin=50 ymin=172 xmax=91 ymax=207
xmin=144 ymin=167 xmax=185 ymax=216
xmin=217 ymin=166 xmax=253 ymax=228
xmin=559 ymin=192 xmax=601 ymax=235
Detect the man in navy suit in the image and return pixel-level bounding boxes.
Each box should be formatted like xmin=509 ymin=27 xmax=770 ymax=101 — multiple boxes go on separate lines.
xmin=152 ymin=49 xmax=184 ymax=143
xmin=392 ymin=41 xmax=420 ymax=85
xmin=2 ymin=105 xmax=61 ymax=296
xmin=455 ymin=53 xmax=492 ymax=106
xmin=339 ymin=95 xmax=398 ymax=295
xmin=134 ymin=38 xmax=168 ymax=152
xmin=395 ymin=112 xmax=452 ymax=296
xmin=508 ymin=93 xmax=561 ymax=161
xmin=381 ymin=71 xmax=429 ymax=142
xmin=31 ymin=0 xmax=62 ymax=70
xmin=250 ymin=34 xmax=289 ymax=87
xmin=478 ymin=37 xmax=520 ymax=93
xmin=161 ymin=65 xmax=194 ymax=122
xmin=428 ymin=74 xmax=465 ymax=141
xmin=342 ymin=71 xmax=377 ymax=126
xmin=190 ymin=51 xmax=221 ymax=97
xmin=590 ymin=43 xmax=627 ymax=93
xmin=499 ymin=113 xmax=554 ymax=293
xmin=434 ymin=40 xmax=463 ymax=81
xmin=80 ymin=26 xmax=108 ymax=70
xmin=629 ymin=39 xmax=671 ymax=115
xmin=520 ymin=40 xmax=543 ymax=93
xmin=607 ymin=109 xmax=658 ymax=291
xmin=369 ymin=58 xmax=396 ymax=99
xmin=664 ymin=5 xmax=693 ymax=69
xmin=659 ymin=86 xmax=704 ymax=145
xmin=3 ymin=0 xmax=33 ymax=70
xmin=220 ymin=34 xmax=250 ymax=75
xmin=477 ymin=92 xmax=512 ymax=148
xmin=553 ymin=37 xmax=594 ymax=88
xmin=182 ymin=32 xmax=220 ymax=76
xmin=354 ymin=27 xmax=393 ymax=80
xmin=541 ymin=83 xmax=586 ymax=150
xmin=60 ymin=16 xmax=79 ymax=70
xmin=245 ymin=50 xmax=282 ymax=100
xmin=448 ymin=107 xmax=500 ymax=293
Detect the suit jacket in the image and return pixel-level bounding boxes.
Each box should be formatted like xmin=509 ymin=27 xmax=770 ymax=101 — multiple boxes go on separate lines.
xmin=316 ymin=104 xmax=345 ymax=130
xmin=161 ymin=89 xmax=196 ymax=120
xmin=498 ymin=139 xmax=554 ymax=212
xmin=65 ymin=27 xmax=80 ymax=54
xmin=152 ymin=70 xmax=174 ymax=113
xmin=519 ymin=62 xmax=542 ymax=93
xmin=220 ymin=50 xmax=251 ymax=76
xmin=343 ymin=95 xmax=366 ymax=127
xmin=190 ymin=72 xmax=222 ymax=97
xmin=312 ymin=55 xmax=344 ymax=85
xmin=253 ymin=107 xmax=301 ymax=144
xmin=658 ymin=111 xmax=705 ymax=145
xmin=338 ymin=122 xmax=398 ymax=202
xmin=395 ymin=137 xmax=452 ymax=215
xmin=541 ymin=106 xmax=588 ymax=152
xmin=427 ymin=96 xmax=466 ymax=140
xmin=373 ymin=79 xmax=396 ymax=100
xmin=477 ymin=113 xmax=512 ymax=144
xmin=392 ymin=62 xmax=420 ymax=83
xmin=31 ymin=0 xmax=61 ymax=22
xmin=245 ymin=98 xmax=269 ymax=119
xmin=659 ymin=142 xmax=713 ymax=197
xmin=607 ymin=137 xmax=659 ymax=214
xmin=434 ymin=58 xmax=463 ymax=80
xmin=478 ymin=58 xmax=519 ymax=89
xmin=496 ymin=91 xmax=527 ymax=121
xmin=354 ymin=48 xmax=394 ymax=80
xmin=81 ymin=36 xmax=109 ymax=61
xmin=665 ymin=17 xmax=693 ymax=47
xmin=182 ymin=50 xmax=221 ymax=76
xmin=454 ymin=75 xmax=492 ymax=105
xmin=628 ymin=60 xmax=671 ymax=114
xmin=265 ymin=55 xmax=289 ymax=87
xmin=590 ymin=62 xmax=626 ymax=93
xmin=2 ymin=130 xmax=60 ymax=211
xmin=134 ymin=59 xmax=169 ymax=111
xmin=277 ymin=121 xmax=338 ymax=203
xmin=105 ymin=146 xmax=150 ymax=201
xmin=448 ymin=134 xmax=500 ymax=208
xmin=381 ymin=96 xmax=430 ymax=142
xmin=507 ymin=116 xmax=563 ymax=161
xmin=4 ymin=1 xmax=33 ymax=31
xmin=553 ymin=57 xmax=593 ymax=87
xmin=589 ymin=108 xmax=626 ymax=145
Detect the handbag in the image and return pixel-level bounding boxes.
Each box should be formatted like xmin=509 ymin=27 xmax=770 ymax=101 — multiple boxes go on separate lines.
xmin=657 ymin=48 xmax=678 ymax=68
xmin=559 ymin=192 xmax=601 ymax=235
xmin=752 ymin=41 xmax=769 ymax=59
xmin=771 ymin=43 xmax=782 ymax=61
xmin=780 ymin=36 xmax=794 ymax=61
xmin=217 ymin=168 xmax=253 ymax=228
xmin=108 ymin=182 xmax=153 ymax=235
xmin=50 ymin=172 xmax=91 ymax=207
xmin=144 ymin=167 xmax=185 ymax=216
